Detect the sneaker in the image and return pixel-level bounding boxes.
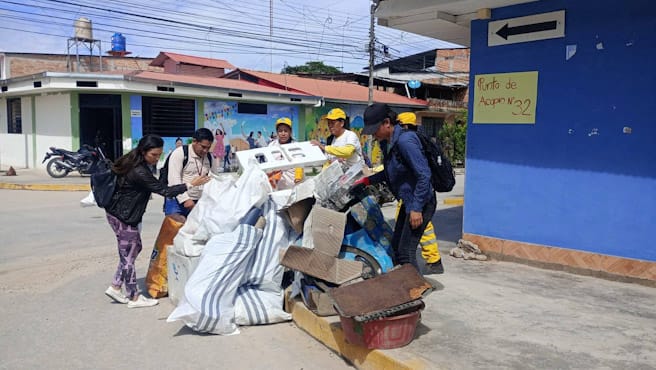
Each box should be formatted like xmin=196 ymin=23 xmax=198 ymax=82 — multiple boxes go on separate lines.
xmin=425 ymin=260 xmax=445 ymax=275
xmin=127 ymin=295 xmax=159 ymax=308
xmin=105 ymin=286 xmax=129 ymax=304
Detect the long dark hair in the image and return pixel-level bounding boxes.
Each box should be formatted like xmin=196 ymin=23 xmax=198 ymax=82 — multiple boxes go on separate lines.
xmin=113 ymin=134 xmax=163 ymax=175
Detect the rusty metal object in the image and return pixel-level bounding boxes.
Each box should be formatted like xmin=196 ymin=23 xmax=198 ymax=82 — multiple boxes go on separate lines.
xmin=328 ymin=264 xmax=433 ymax=317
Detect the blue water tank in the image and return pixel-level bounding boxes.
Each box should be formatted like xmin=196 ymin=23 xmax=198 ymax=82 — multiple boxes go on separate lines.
xmin=111 ymin=33 xmax=126 ymax=52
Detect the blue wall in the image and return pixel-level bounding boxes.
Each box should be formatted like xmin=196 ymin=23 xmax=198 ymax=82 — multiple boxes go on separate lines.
xmin=465 ymin=0 xmax=656 ymax=261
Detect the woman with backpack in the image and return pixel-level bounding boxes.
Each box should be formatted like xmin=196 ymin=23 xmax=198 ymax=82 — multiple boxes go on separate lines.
xmin=353 ymin=103 xmax=436 ymax=271
xmin=104 ymin=134 xmax=210 ymax=308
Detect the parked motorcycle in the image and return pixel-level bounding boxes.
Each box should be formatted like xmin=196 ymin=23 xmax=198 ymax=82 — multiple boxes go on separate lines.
xmin=42 ymin=144 xmax=107 ymax=178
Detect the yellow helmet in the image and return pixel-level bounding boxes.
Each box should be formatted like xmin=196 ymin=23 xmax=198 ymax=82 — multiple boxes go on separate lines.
xmin=397 ymin=112 xmax=417 ymax=126
xmin=325 ymin=108 xmax=346 ymax=120
xmin=275 ymin=117 xmax=292 ymax=129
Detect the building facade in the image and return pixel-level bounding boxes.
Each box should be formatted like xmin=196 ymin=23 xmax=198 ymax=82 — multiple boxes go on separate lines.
xmin=378 ymin=0 xmax=656 ymax=282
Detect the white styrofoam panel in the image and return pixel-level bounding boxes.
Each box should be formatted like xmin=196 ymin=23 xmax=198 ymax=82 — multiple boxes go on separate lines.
xmin=236 ymin=141 xmax=327 ymax=172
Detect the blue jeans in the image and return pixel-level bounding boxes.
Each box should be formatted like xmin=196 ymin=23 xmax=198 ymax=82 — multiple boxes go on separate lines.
xmin=164 ymin=198 xmax=191 ymax=217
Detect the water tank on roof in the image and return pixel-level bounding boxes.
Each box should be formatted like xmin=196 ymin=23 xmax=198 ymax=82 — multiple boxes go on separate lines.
xmin=111 ymin=33 xmax=126 ymax=52
xmin=74 ymin=17 xmax=93 ymax=40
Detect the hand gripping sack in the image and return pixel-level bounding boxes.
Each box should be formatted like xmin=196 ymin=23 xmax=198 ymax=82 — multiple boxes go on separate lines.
xmin=90 ymin=160 xmax=116 ymax=208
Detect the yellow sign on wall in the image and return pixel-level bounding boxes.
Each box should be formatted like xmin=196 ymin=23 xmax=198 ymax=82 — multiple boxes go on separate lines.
xmin=472 ymin=71 xmax=538 ymax=124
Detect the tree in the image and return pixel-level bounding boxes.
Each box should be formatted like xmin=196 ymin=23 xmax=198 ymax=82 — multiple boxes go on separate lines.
xmin=438 ymin=110 xmax=467 ymax=166
xmin=281 ymin=61 xmax=342 ymax=74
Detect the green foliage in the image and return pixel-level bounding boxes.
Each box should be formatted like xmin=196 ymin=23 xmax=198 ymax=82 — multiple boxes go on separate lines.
xmin=437 ymin=110 xmax=467 ymax=166
xmin=281 ymin=61 xmax=342 ymax=74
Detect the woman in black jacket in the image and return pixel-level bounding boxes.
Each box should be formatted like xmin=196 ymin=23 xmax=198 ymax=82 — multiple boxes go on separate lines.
xmin=104 ymin=134 xmax=210 ymax=308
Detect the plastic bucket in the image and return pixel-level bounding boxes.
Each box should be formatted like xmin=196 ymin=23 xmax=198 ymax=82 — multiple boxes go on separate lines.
xmin=340 ymin=309 xmax=421 ymax=349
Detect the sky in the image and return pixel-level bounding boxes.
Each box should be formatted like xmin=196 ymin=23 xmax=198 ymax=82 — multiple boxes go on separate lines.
xmin=0 ymin=0 xmax=461 ymax=73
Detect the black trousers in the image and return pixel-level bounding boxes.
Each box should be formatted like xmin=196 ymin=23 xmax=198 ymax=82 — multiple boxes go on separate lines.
xmin=392 ymin=195 xmax=437 ymax=270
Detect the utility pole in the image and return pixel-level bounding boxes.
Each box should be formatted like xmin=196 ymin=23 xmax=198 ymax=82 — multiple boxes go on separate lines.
xmin=367 ymin=0 xmax=379 ymax=105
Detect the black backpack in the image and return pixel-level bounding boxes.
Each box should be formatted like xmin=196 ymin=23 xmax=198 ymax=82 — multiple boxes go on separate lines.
xmin=393 ymin=130 xmax=456 ymax=193
xmin=91 ymin=159 xmax=117 ymax=208
xmin=159 ymin=145 xmax=213 ymax=186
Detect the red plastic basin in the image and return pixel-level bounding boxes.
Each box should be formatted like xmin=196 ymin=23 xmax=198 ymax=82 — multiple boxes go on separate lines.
xmin=340 ymin=309 xmax=421 ymax=349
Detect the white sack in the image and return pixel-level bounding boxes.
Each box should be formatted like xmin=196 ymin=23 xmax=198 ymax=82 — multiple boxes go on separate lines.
xmin=234 ymin=286 xmax=291 ymax=325
xmin=173 ymin=168 xmax=269 ymax=257
xmin=167 ymin=224 xmax=263 ymax=335
xmin=173 ymin=174 xmax=235 ymax=256
xmin=193 ymin=166 xmax=271 ymax=243
xmin=242 ymin=190 xmax=292 ymax=292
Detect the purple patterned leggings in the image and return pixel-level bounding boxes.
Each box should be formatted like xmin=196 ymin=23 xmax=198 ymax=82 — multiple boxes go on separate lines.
xmin=106 ymin=213 xmax=142 ymax=299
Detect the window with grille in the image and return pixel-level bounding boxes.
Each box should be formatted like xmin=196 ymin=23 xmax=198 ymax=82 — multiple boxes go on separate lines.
xmin=142 ymin=96 xmax=195 ymax=137
xmin=7 ymin=98 xmax=22 ymax=134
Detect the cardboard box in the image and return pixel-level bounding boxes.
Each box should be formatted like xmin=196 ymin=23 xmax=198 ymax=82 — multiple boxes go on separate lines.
xmin=280 ymin=206 xmax=363 ymax=285
xmin=280 ymin=178 xmax=316 ymax=234
xmin=166 ymin=245 xmax=201 ymax=306
xmin=302 ymin=283 xmax=338 ymax=316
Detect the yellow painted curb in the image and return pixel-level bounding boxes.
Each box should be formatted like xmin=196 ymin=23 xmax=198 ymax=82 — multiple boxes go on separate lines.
xmin=443 ymin=197 xmax=464 ymax=206
xmin=290 ymin=300 xmax=428 ymax=370
xmin=0 ymin=182 xmax=90 ymax=191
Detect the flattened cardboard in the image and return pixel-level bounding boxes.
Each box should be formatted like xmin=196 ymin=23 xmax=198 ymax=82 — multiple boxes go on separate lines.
xmin=328 ymin=264 xmax=434 ymax=317
xmin=280 ymin=206 xmax=363 ymax=284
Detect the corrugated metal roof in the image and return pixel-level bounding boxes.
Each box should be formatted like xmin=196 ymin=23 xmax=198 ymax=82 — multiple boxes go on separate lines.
xmin=236 ymin=69 xmax=428 ymax=107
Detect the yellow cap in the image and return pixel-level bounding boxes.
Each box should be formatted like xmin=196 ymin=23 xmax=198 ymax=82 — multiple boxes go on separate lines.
xmin=275 ymin=117 xmax=292 ymax=129
xmin=325 ymin=108 xmax=346 ymax=120
xmin=397 ymin=112 xmax=417 ymax=126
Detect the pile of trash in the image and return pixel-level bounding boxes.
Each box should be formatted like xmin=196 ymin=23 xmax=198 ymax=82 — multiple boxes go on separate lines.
xmin=450 ymin=239 xmax=488 ymax=261
xmin=145 ymin=152 xmax=433 ymax=346
xmin=162 ymin=159 xmax=375 ymax=335
xmin=165 ymin=166 xmax=293 ymax=335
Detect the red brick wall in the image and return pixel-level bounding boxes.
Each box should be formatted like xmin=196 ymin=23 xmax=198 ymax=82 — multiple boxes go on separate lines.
xmin=436 ymin=49 xmax=470 ymax=73
xmin=5 ymin=54 xmax=159 ymax=78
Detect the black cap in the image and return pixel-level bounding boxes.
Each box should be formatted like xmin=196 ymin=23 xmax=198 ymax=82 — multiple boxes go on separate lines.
xmin=362 ymin=103 xmax=390 ymax=135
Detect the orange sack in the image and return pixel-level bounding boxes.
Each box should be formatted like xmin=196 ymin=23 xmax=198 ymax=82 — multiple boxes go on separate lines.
xmin=145 ymin=214 xmax=186 ymax=298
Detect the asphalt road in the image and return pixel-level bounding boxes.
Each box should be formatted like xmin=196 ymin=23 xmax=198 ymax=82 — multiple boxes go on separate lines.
xmin=0 ymin=189 xmax=352 ymax=370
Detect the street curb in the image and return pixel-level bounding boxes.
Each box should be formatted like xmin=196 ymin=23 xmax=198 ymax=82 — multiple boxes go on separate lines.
xmin=0 ymin=182 xmax=90 ymax=191
xmin=289 ymin=300 xmax=428 ymax=370
xmin=443 ymin=197 xmax=464 ymax=206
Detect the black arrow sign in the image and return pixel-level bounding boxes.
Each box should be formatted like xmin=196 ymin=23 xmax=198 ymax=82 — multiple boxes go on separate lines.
xmin=496 ymin=20 xmax=558 ymax=40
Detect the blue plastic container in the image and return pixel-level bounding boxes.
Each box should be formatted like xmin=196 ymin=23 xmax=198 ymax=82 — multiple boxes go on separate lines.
xmin=111 ymin=33 xmax=126 ymax=52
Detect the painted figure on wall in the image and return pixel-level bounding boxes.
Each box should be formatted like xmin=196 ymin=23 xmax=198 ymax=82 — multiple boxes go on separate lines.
xmin=203 ymin=101 xmax=298 ymax=153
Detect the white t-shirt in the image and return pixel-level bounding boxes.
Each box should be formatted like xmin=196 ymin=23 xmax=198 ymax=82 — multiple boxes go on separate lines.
xmin=328 ymin=130 xmax=364 ymax=169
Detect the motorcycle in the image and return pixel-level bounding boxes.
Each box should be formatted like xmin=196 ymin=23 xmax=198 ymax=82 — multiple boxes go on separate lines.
xmin=42 ymin=144 xmax=108 ymax=178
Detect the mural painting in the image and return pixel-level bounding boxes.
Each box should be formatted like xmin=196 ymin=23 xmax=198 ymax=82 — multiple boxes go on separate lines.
xmin=203 ymin=101 xmax=299 ymax=153
xmin=304 ymin=104 xmax=381 ymax=166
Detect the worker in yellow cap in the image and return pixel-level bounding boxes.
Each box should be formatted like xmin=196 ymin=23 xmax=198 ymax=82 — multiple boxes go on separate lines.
xmin=267 ymin=117 xmax=304 ymax=190
xmin=395 ymin=112 xmax=443 ymax=274
xmin=311 ymin=108 xmax=364 ymax=169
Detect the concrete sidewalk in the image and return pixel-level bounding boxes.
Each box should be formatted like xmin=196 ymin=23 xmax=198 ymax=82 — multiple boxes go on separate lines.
xmin=290 ymin=203 xmax=656 ymax=369
xmin=0 ymin=168 xmax=91 ymax=191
